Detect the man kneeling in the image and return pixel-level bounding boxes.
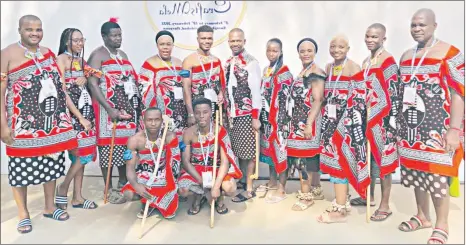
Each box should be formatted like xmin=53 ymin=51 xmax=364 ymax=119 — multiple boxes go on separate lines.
xmin=178 ymin=98 xmax=243 ymax=215
xmin=121 ymin=107 xmax=181 ymax=219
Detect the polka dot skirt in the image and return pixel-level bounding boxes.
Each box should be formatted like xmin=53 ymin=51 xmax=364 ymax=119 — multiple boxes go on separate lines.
xmin=230 ymin=115 xmax=256 ymax=160
xmin=8 ymin=152 xmax=66 ymax=187
xmin=98 ymin=145 xmax=127 ymax=168
xmin=400 ymin=166 xmax=449 ymax=198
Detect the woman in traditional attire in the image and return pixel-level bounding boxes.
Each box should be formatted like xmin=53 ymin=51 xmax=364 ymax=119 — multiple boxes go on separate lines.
xmin=287 ymin=38 xmax=326 ymax=211
xmin=257 ymin=38 xmax=293 ymax=203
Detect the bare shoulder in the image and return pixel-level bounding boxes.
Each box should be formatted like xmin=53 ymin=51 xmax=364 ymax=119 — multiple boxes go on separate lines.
xmin=400 ymin=49 xmax=413 ymax=63
xmin=39 ymin=46 xmax=53 ymax=55
xmin=119 ymin=50 xmax=129 ymax=60
xmin=127 ymin=131 xmax=144 ymax=150
xmin=182 ymin=53 xmax=196 ymax=68
xmin=348 ymin=59 xmax=361 ymax=72
xmin=311 ymin=65 xmax=326 ymax=76
xmin=172 ymin=56 xmax=182 ymax=66
xmin=145 ymin=55 xmax=159 ymax=67
xmin=165 ymin=131 xmax=176 ymax=143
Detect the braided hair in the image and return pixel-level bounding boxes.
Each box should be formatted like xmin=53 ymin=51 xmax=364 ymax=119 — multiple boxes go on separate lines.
xmin=58 ymin=28 xmax=84 ymax=71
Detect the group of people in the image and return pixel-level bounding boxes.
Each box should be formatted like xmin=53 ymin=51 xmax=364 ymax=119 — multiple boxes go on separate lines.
xmin=1 ymin=7 xmax=464 ymax=244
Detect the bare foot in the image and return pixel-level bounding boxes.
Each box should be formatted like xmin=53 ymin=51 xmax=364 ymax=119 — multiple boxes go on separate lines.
xmin=317 ymin=210 xmax=347 ymax=223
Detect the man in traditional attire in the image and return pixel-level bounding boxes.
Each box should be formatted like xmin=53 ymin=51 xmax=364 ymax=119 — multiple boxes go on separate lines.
xmin=87 ymin=18 xmax=143 ymax=204
xmin=349 ymin=23 xmax=399 ymax=222
xmin=178 ymin=98 xmax=242 ymax=215
xmin=121 ymin=107 xmax=181 ymax=219
xmin=396 ymin=9 xmax=464 ymax=244
xmin=1 ymin=15 xmax=78 ymax=233
xmin=181 ymin=25 xmax=225 ymax=127
xmin=222 ymin=28 xmax=262 ymax=202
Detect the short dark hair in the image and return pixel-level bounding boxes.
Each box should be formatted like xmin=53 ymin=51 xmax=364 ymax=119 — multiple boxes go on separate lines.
xmin=192 ymin=98 xmax=212 ymax=110
xmin=368 ymin=23 xmax=386 ymax=34
xmin=101 ymin=18 xmax=121 ymax=36
xmin=197 ymin=25 xmax=214 ymax=34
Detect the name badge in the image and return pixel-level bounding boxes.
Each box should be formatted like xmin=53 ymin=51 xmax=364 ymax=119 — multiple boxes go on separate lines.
xmin=204 ymin=88 xmax=218 ymax=103
xmin=202 ymin=171 xmax=213 ymax=189
xmin=174 ymin=87 xmax=183 ymax=100
xmin=403 ymin=87 xmax=417 ymax=106
xmin=327 ymin=104 xmax=337 ymax=120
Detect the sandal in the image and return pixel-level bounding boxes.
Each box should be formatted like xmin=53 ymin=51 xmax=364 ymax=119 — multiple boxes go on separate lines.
xmin=215 ymin=202 xmax=229 ymax=215
xmin=187 ymin=196 xmax=207 ymax=215
xmin=311 ymin=186 xmax=325 ymax=200
xmin=231 ymin=191 xmax=256 ymax=203
xmin=72 ymin=199 xmax=98 ymax=209
xmin=43 ymin=208 xmax=69 ymax=221
xmin=317 ymin=202 xmax=347 ymax=224
xmin=255 ymin=183 xmax=278 ymax=193
xmin=427 ymin=228 xmax=449 ymax=244
xmin=370 ymin=209 xmax=392 ymax=222
xmin=398 ymin=215 xmax=432 ymax=232
xmin=350 ymin=197 xmax=375 ymax=207
xmin=292 ymin=191 xmax=314 ymax=211
xmin=265 ymin=194 xmax=287 ymax=204
xmin=17 ymin=218 xmax=32 ymax=234
xmin=55 ymin=187 xmax=68 ymax=210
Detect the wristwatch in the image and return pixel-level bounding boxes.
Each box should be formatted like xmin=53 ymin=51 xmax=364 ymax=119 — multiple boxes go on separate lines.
xmin=188 ymin=113 xmax=194 ymax=118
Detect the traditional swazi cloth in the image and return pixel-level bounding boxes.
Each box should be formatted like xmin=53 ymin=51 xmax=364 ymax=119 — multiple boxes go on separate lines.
xmin=139 ymin=61 xmax=187 ymax=140
xmin=190 ymin=57 xmax=226 ymax=123
xmin=94 ymin=57 xmax=143 ymax=167
xmin=287 ymin=72 xmax=325 ymax=158
xmin=397 ymin=45 xmax=464 ymax=197
xmin=259 ymin=65 xmax=293 ymax=174
xmin=121 ymin=137 xmax=181 ymax=218
xmin=5 ymin=48 xmax=78 ymax=186
xmin=335 ymin=61 xmax=391 ymax=198
xmin=178 ymin=126 xmax=242 ymax=194
xmin=64 ymin=59 xmax=103 ymax=163
xmin=319 ymin=72 xmax=354 ymax=185
xmin=224 ymin=50 xmax=262 ymax=159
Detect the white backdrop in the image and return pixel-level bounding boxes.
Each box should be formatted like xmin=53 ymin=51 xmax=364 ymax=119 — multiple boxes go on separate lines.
xmin=1 ymin=1 xmax=464 ymax=182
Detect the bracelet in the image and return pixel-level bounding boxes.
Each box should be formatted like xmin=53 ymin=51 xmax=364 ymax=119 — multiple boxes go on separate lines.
xmin=0 ymin=72 xmax=7 ymax=83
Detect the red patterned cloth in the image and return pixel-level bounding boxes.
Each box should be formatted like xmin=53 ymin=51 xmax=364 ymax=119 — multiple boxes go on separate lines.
xmin=397 ymin=45 xmax=464 ymax=177
xmin=139 ymin=61 xmax=187 ymax=139
xmin=121 ymin=137 xmax=181 ymax=218
xmin=178 ymin=126 xmax=242 ymax=194
xmin=5 ymin=50 xmax=77 ymax=157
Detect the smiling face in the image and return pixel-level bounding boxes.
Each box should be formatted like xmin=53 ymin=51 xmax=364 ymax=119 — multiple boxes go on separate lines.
xmin=329 ymin=38 xmax=349 ymax=61
xmin=197 ymin=31 xmax=213 ymax=52
xmin=68 ymin=30 xmax=85 ymax=54
xmin=266 ymin=41 xmax=281 ymax=63
xmin=157 ymin=35 xmax=174 ymax=60
xmin=365 ymin=28 xmax=385 ymax=52
xmin=19 ymin=19 xmax=43 ymax=47
xmin=298 ymin=41 xmax=316 ymax=65
xmin=410 ymin=12 xmax=437 ymax=44
xmin=228 ymin=31 xmax=245 ymax=56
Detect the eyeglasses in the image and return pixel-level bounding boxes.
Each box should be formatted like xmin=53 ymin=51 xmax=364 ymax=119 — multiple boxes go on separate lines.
xmin=70 ymin=38 xmax=87 ymax=44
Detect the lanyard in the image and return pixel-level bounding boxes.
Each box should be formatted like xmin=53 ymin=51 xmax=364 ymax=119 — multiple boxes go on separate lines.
xmin=197 ymin=53 xmax=214 ymax=88
xmin=157 ymin=54 xmax=178 ymax=80
xmin=328 ymin=57 xmax=348 ymax=100
xmin=104 ymin=45 xmax=129 ymax=78
xmin=198 ymin=123 xmax=213 ymax=167
xmin=409 ymin=39 xmax=438 ymax=82
xmin=363 ymin=47 xmax=384 ymax=79
xmin=18 ymin=41 xmax=43 ymax=73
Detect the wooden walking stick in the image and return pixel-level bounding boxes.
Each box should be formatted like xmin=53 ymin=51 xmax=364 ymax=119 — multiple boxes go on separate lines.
xmin=366 ymin=97 xmax=372 ymax=223
xmin=139 ymin=115 xmax=171 ymax=239
xmin=210 ymin=110 xmax=220 ymax=228
xmin=104 ymin=120 xmax=117 ymax=204
xmin=249 ymin=131 xmax=260 ymax=180
xmin=219 ymin=103 xmax=223 ymax=126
